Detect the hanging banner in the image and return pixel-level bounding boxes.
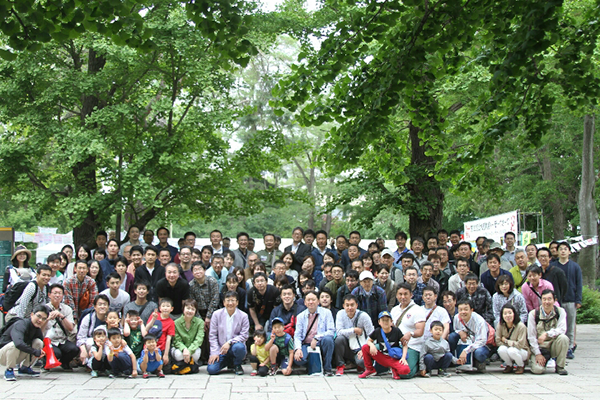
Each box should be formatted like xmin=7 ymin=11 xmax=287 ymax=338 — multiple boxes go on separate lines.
xmin=464 ymin=211 xmax=519 ymax=243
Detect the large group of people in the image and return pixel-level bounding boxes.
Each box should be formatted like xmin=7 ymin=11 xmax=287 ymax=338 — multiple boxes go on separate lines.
xmin=0 ymin=227 xmax=583 ymax=382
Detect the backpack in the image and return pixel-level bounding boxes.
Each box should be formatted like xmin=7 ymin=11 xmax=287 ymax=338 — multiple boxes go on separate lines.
xmin=535 ymin=306 xmax=560 ymax=325
xmin=0 ymin=282 xmax=39 ymax=315
xmin=0 ymin=317 xmax=23 ymax=337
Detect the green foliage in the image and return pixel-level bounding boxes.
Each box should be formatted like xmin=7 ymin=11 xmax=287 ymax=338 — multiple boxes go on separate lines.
xmin=578 ymin=286 xmax=600 ymax=324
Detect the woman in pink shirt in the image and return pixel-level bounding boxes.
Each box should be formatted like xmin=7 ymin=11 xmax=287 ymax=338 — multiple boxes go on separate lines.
xmin=521 ymin=265 xmax=554 ymax=311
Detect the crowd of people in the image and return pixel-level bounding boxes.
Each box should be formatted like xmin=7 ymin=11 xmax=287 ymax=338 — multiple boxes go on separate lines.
xmin=0 ymin=226 xmax=582 ymax=382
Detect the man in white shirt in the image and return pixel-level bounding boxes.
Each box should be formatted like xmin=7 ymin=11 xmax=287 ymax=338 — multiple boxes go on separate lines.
xmin=421 ymin=286 xmax=450 ymax=340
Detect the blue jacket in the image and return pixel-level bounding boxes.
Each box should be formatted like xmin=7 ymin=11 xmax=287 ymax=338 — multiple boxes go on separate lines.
xmin=551 ymin=259 xmax=583 ymax=304
xmin=480 ymin=268 xmax=513 ymax=296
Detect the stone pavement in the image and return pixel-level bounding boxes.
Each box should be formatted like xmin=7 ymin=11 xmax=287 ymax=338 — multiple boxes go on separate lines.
xmin=1 ymin=324 xmax=599 ymax=400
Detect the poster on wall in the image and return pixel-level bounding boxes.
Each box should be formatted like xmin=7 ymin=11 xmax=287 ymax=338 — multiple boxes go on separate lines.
xmin=463 ymin=211 xmax=518 ymax=243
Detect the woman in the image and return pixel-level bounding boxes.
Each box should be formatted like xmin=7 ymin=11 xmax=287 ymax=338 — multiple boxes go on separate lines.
xmin=94 ymin=248 xmax=107 ymax=261
xmin=301 ymin=255 xmax=322 ymax=286
xmin=58 ymin=252 xmax=70 ymax=274
xmin=114 ymin=256 xmax=135 ymax=298
xmin=280 ymin=251 xmax=298 ymax=281
xmin=3 ymin=245 xmax=35 ymax=293
xmin=88 ymin=260 xmax=107 ymax=292
xmin=231 ymin=266 xmax=246 ymax=291
xmin=65 ymin=244 xmax=93 ymax=279
xmin=172 ymin=299 xmax=204 ymax=365
xmin=375 ymin=265 xmax=396 ymax=311
xmin=361 ymin=252 xmax=374 ymax=272
xmin=492 ymin=275 xmax=528 ymax=326
xmin=200 ymin=245 xmax=213 ymax=269
xmin=119 ymin=226 xmax=145 ymax=255
xmin=220 ymin=273 xmax=247 ymax=314
xmin=61 ymin=245 xmax=74 ymax=262
xmin=495 ymin=303 xmax=529 ymax=374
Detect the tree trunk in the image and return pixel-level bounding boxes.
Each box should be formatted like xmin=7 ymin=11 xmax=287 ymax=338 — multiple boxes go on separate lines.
xmin=406 ymin=123 xmax=444 ymax=238
xmin=307 ymin=166 xmax=316 ymax=230
xmin=323 ymin=176 xmax=334 ymax=233
xmin=72 ymin=48 xmax=106 ymax=248
xmin=578 ymin=114 xmax=598 ymax=286
xmin=539 ymin=145 xmax=566 ymax=239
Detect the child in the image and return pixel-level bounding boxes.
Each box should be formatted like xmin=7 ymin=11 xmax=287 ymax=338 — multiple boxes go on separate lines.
xmin=419 ymin=320 xmax=460 ymax=377
xmin=138 ymin=335 xmax=165 ymax=378
xmin=106 ymin=310 xmax=122 ymax=331
xmin=100 ymin=272 xmax=131 ymax=313
xmin=88 ymin=326 xmax=111 ymax=378
xmin=124 ymin=309 xmax=147 ymax=357
xmin=106 ymin=328 xmax=137 ymax=378
xmin=249 ymin=329 xmax=269 ymax=376
xmin=145 ymin=298 xmax=175 ymax=366
xmin=359 ymin=311 xmax=410 ymax=380
xmin=264 ymin=317 xmax=294 ymax=376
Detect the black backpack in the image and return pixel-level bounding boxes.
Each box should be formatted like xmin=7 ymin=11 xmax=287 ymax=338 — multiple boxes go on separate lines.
xmin=0 ymin=282 xmax=39 ymax=315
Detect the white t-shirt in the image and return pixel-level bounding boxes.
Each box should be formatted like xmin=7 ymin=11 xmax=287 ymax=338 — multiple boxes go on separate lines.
xmin=390 ymin=300 xmax=426 ymax=352
xmin=421 ymin=305 xmax=451 ymax=340
xmin=100 ymin=289 xmax=131 ymax=313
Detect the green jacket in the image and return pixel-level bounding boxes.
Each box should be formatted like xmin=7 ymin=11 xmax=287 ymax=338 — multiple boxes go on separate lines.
xmin=173 ymin=316 xmax=205 ymax=353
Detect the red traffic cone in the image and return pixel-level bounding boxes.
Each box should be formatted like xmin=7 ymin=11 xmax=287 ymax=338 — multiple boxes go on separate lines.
xmin=43 ymin=338 xmax=61 ymax=369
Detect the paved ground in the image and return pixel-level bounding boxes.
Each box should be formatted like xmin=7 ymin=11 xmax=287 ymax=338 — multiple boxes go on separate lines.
xmin=1 ymin=324 xmax=599 ymax=400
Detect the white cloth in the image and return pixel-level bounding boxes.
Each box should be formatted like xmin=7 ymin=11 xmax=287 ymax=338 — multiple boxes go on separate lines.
xmin=100 ymin=289 xmax=131 ymax=312
xmin=422 ymin=305 xmax=451 ymax=340
xmin=390 ymin=300 xmax=426 ymax=351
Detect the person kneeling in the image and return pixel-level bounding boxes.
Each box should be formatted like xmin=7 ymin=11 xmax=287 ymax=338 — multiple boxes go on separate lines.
xmin=265 ymin=317 xmax=294 ymax=376
xmin=106 ymin=328 xmax=137 ymax=378
xmin=419 ymin=321 xmax=460 ymax=377
xmin=138 ymin=336 xmax=164 ymax=378
xmin=359 ymin=311 xmax=410 ymax=380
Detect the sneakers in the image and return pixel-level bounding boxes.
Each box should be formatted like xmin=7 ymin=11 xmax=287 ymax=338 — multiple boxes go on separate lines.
xmin=143 ymin=372 xmax=149 ymax=379
xmin=250 ymin=370 xmax=258 ymax=376
xmin=4 ymin=368 xmax=16 ymax=381
xmin=358 ymin=368 xmax=377 ymax=379
xmin=324 ymin=370 xmax=334 ymax=377
xmin=91 ymin=370 xmax=98 ymax=378
xmin=269 ymin=365 xmax=279 ymax=376
xmin=234 ymin=365 xmax=244 ymax=375
xmin=490 ymin=353 xmax=500 ymax=362
xmin=438 ymin=369 xmax=451 ymax=377
xmin=421 ymin=372 xmax=431 ymax=378
xmin=17 ymin=366 xmax=40 ymax=377
xmin=546 ymin=358 xmax=556 ymax=370
xmin=556 ymin=367 xmax=569 ymax=376
xmin=475 ymin=360 xmax=486 ymax=373
xmin=566 ymin=349 xmax=575 ymax=359
xmin=157 ymin=371 xmax=165 ymax=378
xmin=392 ymin=371 xmax=401 ymax=380
xmin=108 ymin=373 xmax=116 ymax=379
xmin=336 ymin=365 xmax=345 ymax=376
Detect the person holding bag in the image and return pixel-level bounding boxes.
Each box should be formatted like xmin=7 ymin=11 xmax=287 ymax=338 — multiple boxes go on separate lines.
xmin=359 ymin=311 xmax=410 ymax=380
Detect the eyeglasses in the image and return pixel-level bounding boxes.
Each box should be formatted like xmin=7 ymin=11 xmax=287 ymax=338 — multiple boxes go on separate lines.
xmin=34 ymin=313 xmax=48 ymax=322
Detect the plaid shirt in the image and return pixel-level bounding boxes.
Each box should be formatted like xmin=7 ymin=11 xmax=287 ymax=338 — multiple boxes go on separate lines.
xmin=189 ymin=276 xmax=220 ymax=319
xmin=64 ymin=275 xmax=98 ymax=319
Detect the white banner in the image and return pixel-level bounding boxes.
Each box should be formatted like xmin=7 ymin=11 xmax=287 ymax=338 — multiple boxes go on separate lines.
xmin=464 ymin=211 xmax=518 ymax=243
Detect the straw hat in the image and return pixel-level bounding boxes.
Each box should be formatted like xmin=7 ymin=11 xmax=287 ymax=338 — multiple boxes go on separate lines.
xmin=11 ymin=245 xmax=32 ymax=261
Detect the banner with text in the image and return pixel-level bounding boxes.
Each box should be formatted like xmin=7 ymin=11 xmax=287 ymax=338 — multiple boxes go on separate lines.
xmin=464 ymin=211 xmax=518 ymax=243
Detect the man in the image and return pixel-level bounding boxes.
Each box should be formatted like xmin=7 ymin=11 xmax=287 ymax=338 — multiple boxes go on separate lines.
xmin=244 ymin=253 xmax=259 ymax=281
xmin=390 ymin=283 xmax=425 ymax=379
xmin=527 ymin=289 xmax=569 ymax=375
xmin=206 ymin=254 xmax=227 ymax=291
xmin=312 ymin=230 xmax=336 ymax=270
xmin=421 ymin=286 xmax=450 ymax=340
xmin=549 ymin=240 xmax=560 ymax=261
xmin=537 ymin=247 xmax=567 ymax=305
xmin=325 ymin=264 xmax=346 ymax=306
xmin=178 ymin=246 xmax=194 ymax=282
xmin=503 ymin=231 xmax=517 ymax=265
xmin=334 ymin=294 xmax=374 ymax=375
xmin=100 ymin=272 xmax=130 ymax=313
xmin=341 ymin=231 xmax=367 ymax=268
xmin=411 ymin=237 xmax=428 ymax=267
xmin=456 ymin=241 xmax=480 ymax=277
xmin=283 ymin=227 xmax=311 ymax=273
xmin=391 ymin=253 xmax=414 ymax=284
xmin=417 ymin=262 xmax=439 ymax=294
xmin=210 ymin=229 xmax=227 ymax=255
xmin=448 ymin=257 xmax=470 ymax=294
xmin=0 ymin=305 xmax=48 ymax=380
xmin=334 ymin=269 xmax=359 ymax=309
xmin=525 ymin=243 xmax=539 ymax=266
xmin=156 ymin=227 xmax=178 ymax=260
xmin=436 ymin=247 xmax=455 ymax=276
xmin=474 ymin=236 xmax=487 ymax=263
xmin=207 ymin=291 xmax=249 ymax=375
xmin=256 ymin=233 xmax=283 ymax=272
xmin=143 ymin=229 xmax=154 ymax=246
xmin=94 ymin=230 xmax=108 ymax=256
xmin=480 ymin=253 xmax=513 ymax=296
xmin=45 ymin=284 xmax=79 ymax=369
xmin=158 ymin=248 xmax=172 ymax=270
xmin=479 ymin=242 xmax=512 ymax=275
xmin=393 ymin=231 xmax=410 ymax=264
xmin=342 ymin=245 xmax=362 ymax=272
xmin=123 ymin=281 xmax=158 ymax=324
xmin=155 ymin=263 xmax=190 ymax=317
xmin=380 ymin=249 xmax=397 ymax=275
xmin=448 ymin=299 xmax=490 ymax=373
xmin=456 ymin=273 xmax=494 ymax=325
xmin=134 ymin=246 xmax=165 ymax=302
xmin=247 ymin=272 xmax=280 ymax=331
xmin=7 ymin=264 xmax=52 ymax=321
xmin=189 ymin=262 xmax=220 ymax=330
xmin=269 ymin=284 xmax=306 ymax=332
xmin=334 ymin=235 xmax=349 ymax=260
xmin=552 ymin=242 xmax=582 ymax=358
xmin=449 ymin=230 xmax=461 ymax=247
xmin=303 ymin=229 xmax=316 ymax=249
xmin=293 ymin=291 xmax=335 ymax=376
xmin=437 ymin=229 xmax=449 ymax=248
xmin=223 ymin=237 xmax=231 ymax=249
xmin=509 ymin=249 xmax=529 ymax=292
xmin=64 ymin=259 xmax=98 ymax=322
xmin=426 ymin=236 xmax=438 ymax=254
xmin=122 ymin=245 xmax=133 ymax=265
xmin=442 ymin=291 xmax=458 ymax=332
xmin=233 ymin=232 xmax=255 ymax=270
xmin=404 ymin=266 xmax=426 ymax=306
xmin=429 ymin=254 xmax=449 ymax=303
xmin=119 ymin=226 xmax=146 ymax=255
xmin=351 ymin=271 xmax=387 ymax=328
xmin=247 ymin=238 xmax=256 ymax=252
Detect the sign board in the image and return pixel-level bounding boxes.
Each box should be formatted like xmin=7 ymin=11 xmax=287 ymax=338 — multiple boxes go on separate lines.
xmin=463 ymin=211 xmax=518 ymax=243
xmin=0 ymin=228 xmax=14 ymax=289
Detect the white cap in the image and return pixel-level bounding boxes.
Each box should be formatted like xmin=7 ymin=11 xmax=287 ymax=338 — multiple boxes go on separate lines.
xmin=359 ymin=271 xmax=375 ymax=281
xmin=380 ymin=249 xmax=394 ymax=258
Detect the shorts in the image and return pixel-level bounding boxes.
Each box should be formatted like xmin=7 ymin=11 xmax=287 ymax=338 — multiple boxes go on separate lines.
xmin=137 ymin=358 xmax=162 ymax=373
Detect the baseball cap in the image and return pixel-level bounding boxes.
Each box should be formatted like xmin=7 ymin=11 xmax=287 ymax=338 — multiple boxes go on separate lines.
xmin=378 ymin=311 xmax=392 ymax=320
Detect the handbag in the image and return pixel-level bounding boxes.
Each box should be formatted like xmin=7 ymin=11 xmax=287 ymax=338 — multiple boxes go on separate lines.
xmin=307 ymin=346 xmax=323 ymax=375
xmin=348 ymin=311 xmax=367 ymax=351
xmin=381 ymin=328 xmax=403 ymax=360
